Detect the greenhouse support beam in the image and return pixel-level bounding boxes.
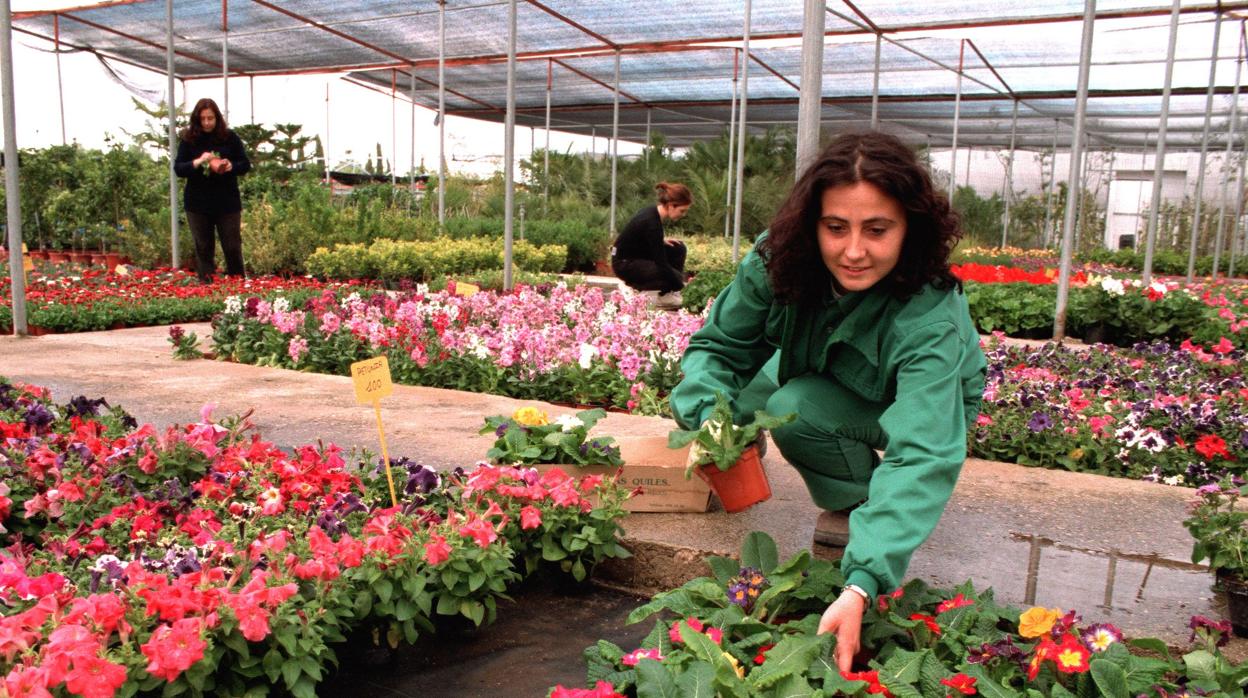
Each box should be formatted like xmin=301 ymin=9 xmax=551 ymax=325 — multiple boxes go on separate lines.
xmin=609 ymin=49 xmax=620 ymax=236
xmin=1214 ymin=23 xmax=1246 ymax=281
xmin=2 ymin=0 xmax=28 ymax=335
xmin=1188 ymin=9 xmax=1223 ymax=284
xmin=503 ymin=0 xmax=516 ymax=291
xmin=732 ymin=0 xmax=751 ymax=264
xmin=167 ymin=0 xmax=178 ymax=269
xmin=1230 ymin=147 xmax=1247 ymax=276
xmin=221 ymin=0 xmax=228 ymax=120
xmin=438 ymin=0 xmax=446 ymax=226
xmin=949 ymin=39 xmax=965 ymax=206
xmin=390 ymin=69 xmax=397 ymax=188
xmin=725 ymin=49 xmax=738 ymax=239
xmin=249 ymin=76 xmax=254 ymax=123
xmin=544 ymin=58 xmax=551 ymax=209
xmin=1001 ymin=99 xmax=1019 ymax=248
xmin=1053 ymin=0 xmax=1095 ymax=342
xmin=409 ymin=69 xmax=415 ymax=196
xmin=54 ymin=14 xmax=65 ymax=144
xmin=795 ymin=0 xmax=825 ymax=178
xmin=872 ymin=34 xmax=881 ymax=128
xmin=1141 ymin=0 xmax=1181 ymax=287
xmin=1043 ymin=121 xmax=1057 ymax=247
xmin=58 ymin=10 xmax=221 ymax=69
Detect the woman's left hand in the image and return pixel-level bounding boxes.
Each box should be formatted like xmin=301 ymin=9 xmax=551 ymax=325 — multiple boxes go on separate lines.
xmin=817 ymin=592 xmax=865 ymax=673
xmin=219 ymin=159 xmax=233 ymax=173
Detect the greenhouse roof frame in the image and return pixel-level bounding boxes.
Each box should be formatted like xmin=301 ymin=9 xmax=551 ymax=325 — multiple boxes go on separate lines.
xmin=11 ymin=0 xmax=1248 ymax=151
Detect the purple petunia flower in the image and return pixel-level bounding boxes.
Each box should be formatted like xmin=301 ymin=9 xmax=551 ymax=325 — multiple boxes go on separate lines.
xmin=1027 ymin=412 xmax=1054 ymax=432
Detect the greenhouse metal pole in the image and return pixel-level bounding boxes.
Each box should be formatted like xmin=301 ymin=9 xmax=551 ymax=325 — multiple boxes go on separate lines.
xmin=221 ymin=0 xmax=228 ymax=120
xmin=724 ymin=49 xmax=738 ymax=239
xmin=409 ymin=70 xmax=415 ymax=195
xmin=949 ymin=40 xmax=964 ymax=206
xmin=1141 ymin=0 xmax=1181 ymax=287
xmin=167 ymin=0 xmax=179 ymax=269
xmin=1187 ymin=9 xmax=1224 ymax=284
xmin=1001 ymin=99 xmax=1019 ymax=248
xmin=390 ymin=70 xmax=397 ymax=188
xmin=438 ymin=0 xmax=446 ymax=226
xmin=55 ymin=14 xmax=65 ymax=144
xmin=1214 ymin=29 xmax=1244 ymax=281
xmin=249 ymin=76 xmax=254 ymax=123
xmin=1043 ymin=121 xmax=1058 ymax=247
xmin=544 ymin=58 xmax=551 ymax=209
xmin=645 ymin=110 xmax=650 ymax=156
xmin=503 ymin=0 xmax=516 ymax=291
xmin=732 ymin=0 xmax=752 ymax=264
xmin=2 ymin=0 xmax=28 ymax=335
xmin=795 ymin=0 xmax=825 ymax=177
xmin=1230 ymin=146 xmax=1247 ymax=277
xmin=609 ymin=49 xmax=621 ymax=237
xmin=871 ymin=33 xmax=881 ymax=128
xmin=1053 ymin=0 xmax=1095 ymax=342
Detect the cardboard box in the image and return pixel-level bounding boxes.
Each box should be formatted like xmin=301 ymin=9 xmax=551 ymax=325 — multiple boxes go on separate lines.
xmin=533 ymin=435 xmax=711 ymax=513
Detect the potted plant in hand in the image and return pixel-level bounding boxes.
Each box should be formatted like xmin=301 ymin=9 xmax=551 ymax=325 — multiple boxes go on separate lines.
xmin=668 ymin=393 xmax=794 ymax=513
xmin=1185 ymin=479 xmax=1248 ymax=636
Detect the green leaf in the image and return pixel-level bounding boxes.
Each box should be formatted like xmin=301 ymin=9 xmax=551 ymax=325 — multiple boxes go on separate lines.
xmin=879 ymin=648 xmax=926 ymax=686
xmin=765 ymin=674 xmax=815 ymax=698
xmin=708 ymin=556 xmax=741 ymax=584
xmin=281 ymin=659 xmax=301 ymax=689
xmin=747 ymin=635 xmax=823 ymax=690
xmin=675 ymin=661 xmax=717 ymax=698
xmin=1090 ymin=658 xmax=1130 ymax=698
xmin=1183 ymin=650 xmax=1218 ymax=684
xmin=1126 ymin=638 xmax=1173 ymax=664
xmin=375 ymin=578 xmax=393 ymax=605
xmin=636 ymin=659 xmax=680 ymax=698
xmin=962 ymin=665 xmax=1024 ymax=698
xmin=741 ymin=531 xmax=780 ymax=573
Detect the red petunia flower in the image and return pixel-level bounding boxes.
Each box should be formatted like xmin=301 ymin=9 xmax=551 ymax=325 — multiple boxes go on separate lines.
xmin=141 ymin=618 xmax=208 ymax=682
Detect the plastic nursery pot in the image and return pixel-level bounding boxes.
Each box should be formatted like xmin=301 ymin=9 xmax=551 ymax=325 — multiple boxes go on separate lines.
xmin=696 ymin=444 xmax=771 ymax=513
xmin=46 ymin=251 xmax=69 ymax=264
xmin=1218 ymin=570 xmax=1248 ymax=637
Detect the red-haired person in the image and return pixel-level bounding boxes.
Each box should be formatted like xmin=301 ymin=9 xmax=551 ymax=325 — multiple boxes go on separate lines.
xmin=670 ymin=131 xmax=986 ymax=672
xmin=174 ymin=97 xmax=251 ymax=283
xmin=611 ymin=181 xmax=692 ymax=309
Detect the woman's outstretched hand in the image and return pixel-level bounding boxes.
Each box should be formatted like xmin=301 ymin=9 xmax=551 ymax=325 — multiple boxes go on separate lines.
xmin=817 ymin=591 xmax=866 ymax=673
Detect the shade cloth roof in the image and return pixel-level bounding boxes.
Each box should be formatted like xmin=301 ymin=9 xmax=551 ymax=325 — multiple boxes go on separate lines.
xmin=14 ymin=0 xmax=1248 ymax=150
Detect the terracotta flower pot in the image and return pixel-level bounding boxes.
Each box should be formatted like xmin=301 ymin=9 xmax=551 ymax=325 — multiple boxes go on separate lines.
xmin=29 ymin=250 xmax=49 ymax=260
xmin=90 ymin=253 xmax=109 ymax=266
xmin=104 ymin=253 xmax=126 ymax=268
xmin=69 ymin=251 xmax=91 ymax=264
xmin=47 ymin=251 xmax=69 ymax=264
xmin=210 ymin=158 xmax=229 ymax=174
xmin=696 ymin=444 xmax=771 ymax=513
xmin=25 ymin=324 xmax=53 ymax=337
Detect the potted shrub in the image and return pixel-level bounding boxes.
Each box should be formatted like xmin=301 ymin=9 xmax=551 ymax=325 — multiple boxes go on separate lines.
xmin=479 ymin=406 xmax=624 ymax=471
xmin=1185 ymin=479 xmax=1248 ymax=636
xmin=667 ymin=393 xmax=794 ymax=513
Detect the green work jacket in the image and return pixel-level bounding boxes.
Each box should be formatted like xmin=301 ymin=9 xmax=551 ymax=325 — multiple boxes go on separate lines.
xmin=671 ymin=238 xmax=987 ymax=600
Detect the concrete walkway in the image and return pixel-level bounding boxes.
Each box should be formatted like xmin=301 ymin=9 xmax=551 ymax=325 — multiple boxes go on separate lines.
xmin=0 ymin=323 xmax=1221 ymax=646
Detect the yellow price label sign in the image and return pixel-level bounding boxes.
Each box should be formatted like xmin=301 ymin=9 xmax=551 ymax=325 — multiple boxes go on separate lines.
xmin=350 ymin=356 xmax=393 ymax=405
xmin=20 ymin=243 xmax=33 ymax=272
xmin=454 ymin=281 xmax=480 ymax=298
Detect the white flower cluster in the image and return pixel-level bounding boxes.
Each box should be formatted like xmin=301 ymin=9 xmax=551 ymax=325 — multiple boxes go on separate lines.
xmin=224 ymin=295 xmax=242 ymax=314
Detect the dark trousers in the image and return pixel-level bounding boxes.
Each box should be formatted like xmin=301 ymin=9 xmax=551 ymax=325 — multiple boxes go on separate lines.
xmin=612 ymin=241 xmax=687 ymax=293
xmin=186 ymin=210 xmax=244 ymax=283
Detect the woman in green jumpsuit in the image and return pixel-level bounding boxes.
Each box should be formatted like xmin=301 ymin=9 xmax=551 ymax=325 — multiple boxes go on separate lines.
xmin=670 ymin=131 xmax=987 ymax=672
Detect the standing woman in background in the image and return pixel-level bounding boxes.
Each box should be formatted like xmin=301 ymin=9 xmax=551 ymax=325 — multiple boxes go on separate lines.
xmin=611 ymin=181 xmax=693 ymax=309
xmin=174 ymin=97 xmax=251 ymax=283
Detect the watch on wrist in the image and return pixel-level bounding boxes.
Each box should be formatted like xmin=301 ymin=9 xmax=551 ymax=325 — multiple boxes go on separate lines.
xmin=843 ymin=584 xmax=870 ymax=604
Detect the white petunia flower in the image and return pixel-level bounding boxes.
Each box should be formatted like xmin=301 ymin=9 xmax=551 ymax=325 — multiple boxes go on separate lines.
xmin=555 ymin=414 xmax=584 ymax=432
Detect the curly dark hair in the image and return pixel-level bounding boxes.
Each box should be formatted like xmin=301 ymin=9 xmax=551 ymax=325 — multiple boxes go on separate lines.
xmin=760 ymin=131 xmax=962 ymax=305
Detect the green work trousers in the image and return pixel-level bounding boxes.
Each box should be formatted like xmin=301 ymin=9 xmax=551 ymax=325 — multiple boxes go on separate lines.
xmin=737 ymin=353 xmax=887 ymax=512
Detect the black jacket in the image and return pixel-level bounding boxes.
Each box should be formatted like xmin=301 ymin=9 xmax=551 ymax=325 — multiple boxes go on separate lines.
xmin=612 ymin=205 xmax=671 ymax=269
xmin=174 ymin=131 xmax=251 ymax=215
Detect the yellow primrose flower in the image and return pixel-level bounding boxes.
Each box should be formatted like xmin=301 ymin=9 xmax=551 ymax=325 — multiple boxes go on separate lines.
xmin=512 ymin=406 xmax=550 ymax=427
xmin=1018 ymin=607 xmax=1063 ymax=638
xmin=722 ymin=651 xmax=744 ymax=679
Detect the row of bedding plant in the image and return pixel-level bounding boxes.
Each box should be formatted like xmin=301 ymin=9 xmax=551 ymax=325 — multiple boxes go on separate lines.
xmin=550 ymin=532 xmax=1248 ymax=698
xmin=0 ymin=379 xmax=631 ymax=696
